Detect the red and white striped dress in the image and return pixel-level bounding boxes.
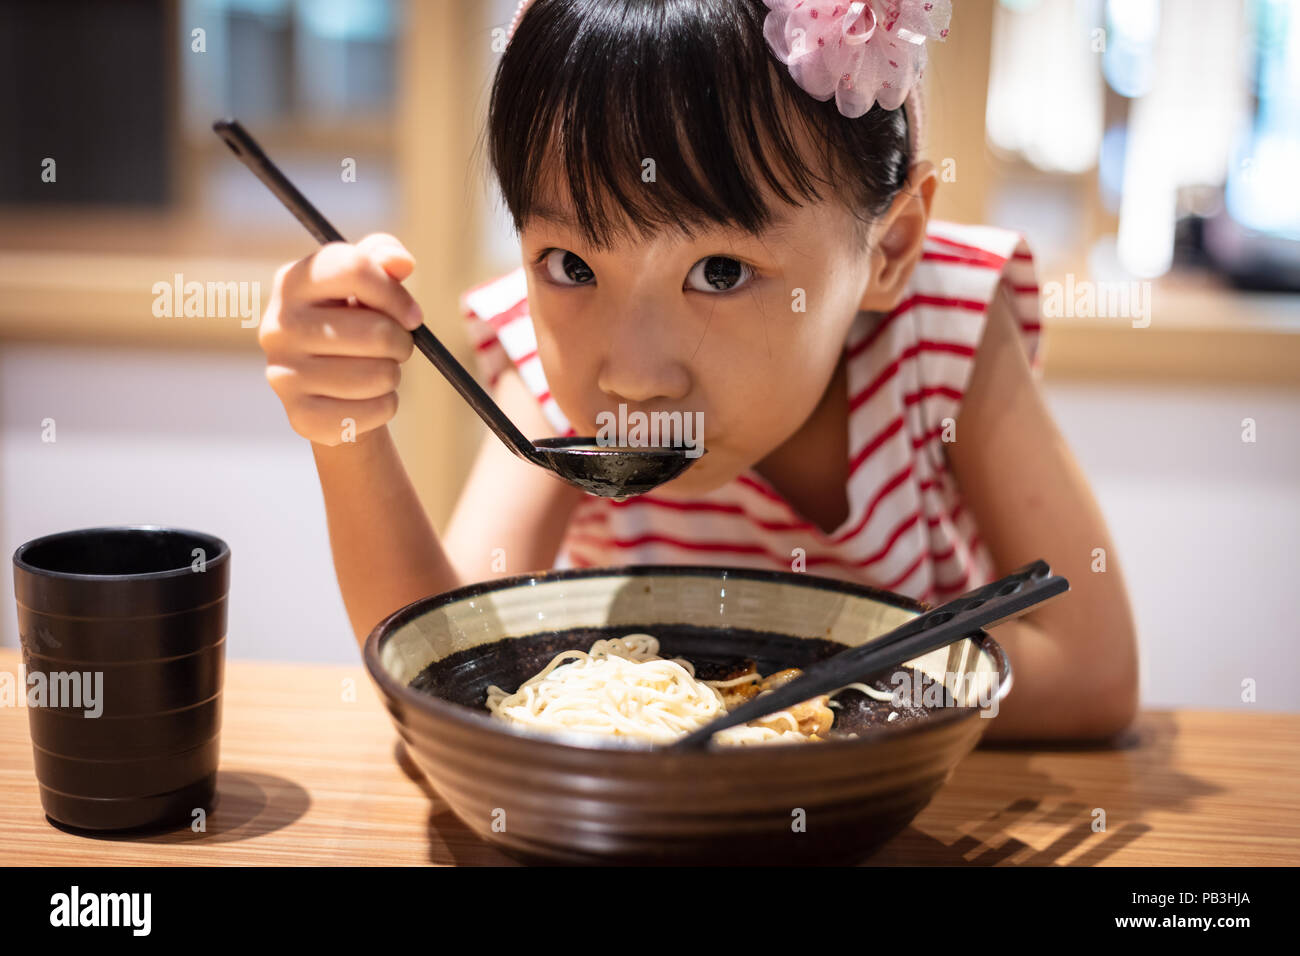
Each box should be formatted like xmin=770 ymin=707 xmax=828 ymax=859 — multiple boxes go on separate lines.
xmin=459 ymin=220 xmax=1042 ymax=605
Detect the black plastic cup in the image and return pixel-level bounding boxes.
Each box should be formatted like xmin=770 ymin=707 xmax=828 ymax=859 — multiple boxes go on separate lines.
xmin=12 ymin=526 xmax=229 ymax=831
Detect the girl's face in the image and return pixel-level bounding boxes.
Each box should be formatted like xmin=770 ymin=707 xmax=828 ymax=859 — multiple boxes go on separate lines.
xmin=519 ymin=164 xmax=878 ymax=497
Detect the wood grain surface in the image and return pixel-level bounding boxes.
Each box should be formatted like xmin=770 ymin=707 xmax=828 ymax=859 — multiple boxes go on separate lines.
xmin=1 ymin=648 xmax=1296 ymax=866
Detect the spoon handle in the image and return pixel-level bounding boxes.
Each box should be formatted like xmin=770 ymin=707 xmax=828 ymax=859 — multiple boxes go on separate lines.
xmin=212 ymin=118 xmax=542 ymax=467
xmin=671 ymin=560 xmax=1069 ymax=749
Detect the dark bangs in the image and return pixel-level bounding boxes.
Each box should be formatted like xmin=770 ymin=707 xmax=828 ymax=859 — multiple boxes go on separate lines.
xmin=486 ymin=0 xmax=913 ymax=252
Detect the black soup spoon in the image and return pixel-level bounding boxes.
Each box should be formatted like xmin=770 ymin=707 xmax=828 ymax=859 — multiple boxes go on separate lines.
xmin=213 ymin=118 xmax=700 ymax=498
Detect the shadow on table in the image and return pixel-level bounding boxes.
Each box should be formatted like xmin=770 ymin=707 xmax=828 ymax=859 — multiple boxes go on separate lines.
xmin=46 ymin=770 xmax=310 ymax=845
xmin=866 ymin=711 xmax=1215 ymax=865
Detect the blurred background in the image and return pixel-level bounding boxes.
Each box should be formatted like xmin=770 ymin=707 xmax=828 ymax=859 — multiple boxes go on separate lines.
xmin=0 ymin=0 xmax=1296 ymax=711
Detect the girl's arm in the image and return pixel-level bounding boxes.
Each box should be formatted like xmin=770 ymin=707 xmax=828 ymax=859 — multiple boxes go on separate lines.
xmin=947 ymin=281 xmax=1140 ymax=742
xmin=264 ymin=233 xmax=580 ymax=649
xmin=315 ymin=357 xmax=583 ymax=650
xmin=313 ymin=424 xmax=459 ymax=649
xmin=442 ymin=368 xmax=588 ymax=583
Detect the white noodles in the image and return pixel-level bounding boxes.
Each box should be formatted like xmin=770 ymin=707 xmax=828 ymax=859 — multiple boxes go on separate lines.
xmin=830 ymin=680 xmax=896 ymax=702
xmin=484 ymin=633 xmax=820 ymax=746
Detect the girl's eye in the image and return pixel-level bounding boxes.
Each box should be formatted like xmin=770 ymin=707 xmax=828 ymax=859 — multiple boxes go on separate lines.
xmin=541 ymin=249 xmax=595 ymax=285
xmin=685 ymin=256 xmax=754 ymax=293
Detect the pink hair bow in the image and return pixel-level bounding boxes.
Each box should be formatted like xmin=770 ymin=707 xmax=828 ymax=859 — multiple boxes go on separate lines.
xmin=761 ymin=0 xmax=951 ymax=118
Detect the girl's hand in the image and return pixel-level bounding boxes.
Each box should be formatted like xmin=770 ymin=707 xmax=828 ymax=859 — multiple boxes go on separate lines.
xmin=260 ymin=233 xmax=425 ymax=446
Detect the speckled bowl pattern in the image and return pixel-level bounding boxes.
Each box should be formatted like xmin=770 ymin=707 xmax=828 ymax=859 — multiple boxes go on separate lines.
xmin=365 ymin=565 xmax=1011 ymax=865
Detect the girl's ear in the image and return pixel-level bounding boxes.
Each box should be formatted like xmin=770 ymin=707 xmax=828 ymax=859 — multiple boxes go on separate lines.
xmin=858 ymin=160 xmax=939 ymax=313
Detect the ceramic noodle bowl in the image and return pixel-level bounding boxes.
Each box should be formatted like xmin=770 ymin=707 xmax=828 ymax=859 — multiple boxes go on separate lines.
xmin=363 ymin=566 xmax=1012 ymax=865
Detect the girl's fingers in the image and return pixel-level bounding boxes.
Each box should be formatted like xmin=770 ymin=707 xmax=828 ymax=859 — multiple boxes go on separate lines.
xmin=266 ymin=355 xmax=402 ymax=402
xmin=271 ymin=305 xmax=416 ymax=361
xmin=355 ymin=233 xmax=417 ymax=283
xmin=281 ymin=241 xmax=424 ymax=330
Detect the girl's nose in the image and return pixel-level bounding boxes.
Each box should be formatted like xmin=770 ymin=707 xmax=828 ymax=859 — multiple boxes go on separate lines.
xmin=596 ymin=319 xmax=692 ymax=405
xmin=597 ymin=357 xmax=691 ymax=405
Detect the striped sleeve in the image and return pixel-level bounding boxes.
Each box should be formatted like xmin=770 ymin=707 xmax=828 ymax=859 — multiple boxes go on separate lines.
xmin=910 ymin=223 xmax=1043 ymax=469
xmin=457 ymin=268 xmax=528 ymax=388
xmin=456 ymin=266 xmax=576 ymax=437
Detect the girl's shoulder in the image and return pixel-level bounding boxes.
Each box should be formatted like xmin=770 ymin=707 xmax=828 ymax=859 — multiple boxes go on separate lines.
xmin=850 ymin=219 xmax=1043 ymax=476
xmin=901 ymin=218 xmax=1042 ymax=368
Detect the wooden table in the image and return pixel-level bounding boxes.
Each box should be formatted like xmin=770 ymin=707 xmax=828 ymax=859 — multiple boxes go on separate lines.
xmin=2 ymin=648 xmax=1296 ymax=866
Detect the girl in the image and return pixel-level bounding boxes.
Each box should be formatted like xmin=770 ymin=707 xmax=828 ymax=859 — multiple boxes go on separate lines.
xmin=259 ymin=0 xmax=1139 ymax=741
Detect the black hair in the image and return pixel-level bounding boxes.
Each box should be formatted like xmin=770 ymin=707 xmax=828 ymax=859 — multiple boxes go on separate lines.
xmin=484 ymin=0 xmax=914 ymax=253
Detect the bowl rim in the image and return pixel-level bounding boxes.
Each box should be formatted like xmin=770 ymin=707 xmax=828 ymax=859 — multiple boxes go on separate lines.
xmin=362 ymin=564 xmax=1013 ymax=754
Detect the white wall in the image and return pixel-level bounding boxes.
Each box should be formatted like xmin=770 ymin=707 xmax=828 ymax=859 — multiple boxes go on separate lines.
xmin=1044 ymin=381 xmax=1299 ymax=712
xmin=3 ymin=341 xmax=1297 ymax=711
xmin=1 ymin=341 xmax=358 ymax=664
